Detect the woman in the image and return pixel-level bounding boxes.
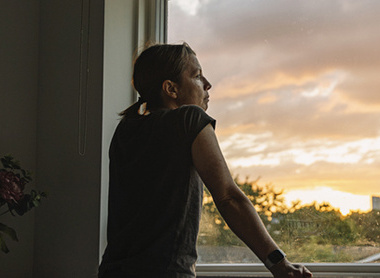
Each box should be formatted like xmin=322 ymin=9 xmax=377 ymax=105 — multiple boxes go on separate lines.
xmin=99 ymin=43 xmax=312 ymax=278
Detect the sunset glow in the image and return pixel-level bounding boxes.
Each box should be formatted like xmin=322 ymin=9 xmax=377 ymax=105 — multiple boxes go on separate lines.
xmin=168 ymin=0 xmax=380 ymax=214
xmin=283 ymin=187 xmax=371 ymax=216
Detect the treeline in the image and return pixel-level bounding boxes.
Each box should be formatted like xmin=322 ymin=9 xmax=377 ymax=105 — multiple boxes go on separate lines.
xmin=199 ymin=177 xmax=380 ymax=249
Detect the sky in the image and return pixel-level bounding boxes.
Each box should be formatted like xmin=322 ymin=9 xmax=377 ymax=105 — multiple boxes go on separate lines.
xmin=168 ymin=0 xmax=380 ymax=214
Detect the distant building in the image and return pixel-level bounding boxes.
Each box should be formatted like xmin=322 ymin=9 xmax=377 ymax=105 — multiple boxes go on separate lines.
xmin=372 ymin=196 xmax=380 ymax=211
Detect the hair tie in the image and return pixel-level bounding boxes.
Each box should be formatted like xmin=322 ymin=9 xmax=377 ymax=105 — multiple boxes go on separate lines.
xmin=137 ymin=97 xmax=146 ymax=105
xmin=137 ymin=97 xmax=150 ymax=115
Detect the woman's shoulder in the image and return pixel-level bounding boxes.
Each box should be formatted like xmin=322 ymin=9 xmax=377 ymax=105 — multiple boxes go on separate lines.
xmin=153 ymin=105 xmax=209 ymax=121
xmin=175 ymin=104 xmax=210 ymax=119
xmin=175 ymin=105 xmax=215 ymax=134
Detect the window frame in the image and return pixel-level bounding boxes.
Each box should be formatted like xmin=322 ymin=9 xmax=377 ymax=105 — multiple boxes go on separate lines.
xmin=196 ymin=263 xmax=380 ymax=277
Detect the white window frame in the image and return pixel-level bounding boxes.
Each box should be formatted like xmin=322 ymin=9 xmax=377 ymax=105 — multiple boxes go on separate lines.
xmin=196 ymin=263 xmax=380 ymax=277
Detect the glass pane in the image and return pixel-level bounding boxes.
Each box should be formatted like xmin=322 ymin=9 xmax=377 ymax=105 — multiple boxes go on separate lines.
xmin=168 ymin=0 xmax=380 ymax=264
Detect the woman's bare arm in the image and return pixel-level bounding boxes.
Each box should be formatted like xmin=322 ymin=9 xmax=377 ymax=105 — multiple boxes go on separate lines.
xmin=192 ymin=124 xmax=312 ymax=277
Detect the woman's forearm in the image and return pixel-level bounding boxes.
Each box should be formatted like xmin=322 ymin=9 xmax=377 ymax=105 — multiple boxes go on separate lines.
xmin=214 ymin=187 xmax=279 ymax=263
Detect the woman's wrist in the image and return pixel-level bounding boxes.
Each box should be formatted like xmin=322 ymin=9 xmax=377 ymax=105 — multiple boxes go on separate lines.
xmin=264 ymin=249 xmax=286 ymax=269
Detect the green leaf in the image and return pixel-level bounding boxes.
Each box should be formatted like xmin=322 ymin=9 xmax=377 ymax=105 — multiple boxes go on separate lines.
xmin=12 ymin=160 xmax=21 ymax=170
xmin=1 ymin=155 xmax=25 ymax=172
xmin=0 ymin=234 xmax=10 ymax=253
xmin=0 ymin=223 xmax=18 ymax=242
xmin=1 ymin=155 xmax=15 ymax=169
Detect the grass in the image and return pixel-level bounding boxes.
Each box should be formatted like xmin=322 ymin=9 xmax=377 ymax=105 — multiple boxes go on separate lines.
xmin=280 ymin=241 xmax=380 ymax=263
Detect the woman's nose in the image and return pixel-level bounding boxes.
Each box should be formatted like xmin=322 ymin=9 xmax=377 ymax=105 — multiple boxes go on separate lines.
xmin=204 ymin=77 xmax=212 ymax=90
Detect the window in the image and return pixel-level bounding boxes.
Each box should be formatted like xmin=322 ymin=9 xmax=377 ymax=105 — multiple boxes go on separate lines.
xmin=168 ymin=0 xmax=380 ymax=275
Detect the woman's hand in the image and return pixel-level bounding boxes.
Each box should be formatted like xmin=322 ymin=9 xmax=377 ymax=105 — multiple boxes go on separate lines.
xmin=269 ymin=259 xmax=312 ymax=278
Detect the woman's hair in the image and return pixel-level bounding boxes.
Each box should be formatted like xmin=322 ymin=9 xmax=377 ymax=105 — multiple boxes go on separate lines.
xmin=120 ymin=42 xmax=196 ymax=117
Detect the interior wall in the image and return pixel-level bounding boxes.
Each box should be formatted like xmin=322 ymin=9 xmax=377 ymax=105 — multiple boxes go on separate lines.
xmin=33 ymin=0 xmax=104 ymax=277
xmin=0 ymin=1 xmax=39 ymax=277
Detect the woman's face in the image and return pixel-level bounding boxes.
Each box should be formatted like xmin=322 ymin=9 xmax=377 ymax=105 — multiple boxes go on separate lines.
xmin=176 ymin=54 xmax=212 ymax=111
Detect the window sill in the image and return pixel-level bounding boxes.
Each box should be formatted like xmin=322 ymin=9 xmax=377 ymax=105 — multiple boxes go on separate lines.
xmin=196 ymin=263 xmax=380 ymax=277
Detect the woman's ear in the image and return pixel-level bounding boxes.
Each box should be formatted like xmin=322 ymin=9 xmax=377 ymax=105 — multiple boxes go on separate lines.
xmin=162 ymin=80 xmax=179 ymax=99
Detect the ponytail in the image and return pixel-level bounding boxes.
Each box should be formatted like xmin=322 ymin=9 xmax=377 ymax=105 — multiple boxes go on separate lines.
xmin=119 ymin=97 xmax=147 ymax=118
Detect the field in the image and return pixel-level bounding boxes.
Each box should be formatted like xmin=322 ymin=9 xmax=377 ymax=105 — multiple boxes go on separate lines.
xmin=197 ymin=244 xmax=380 ymax=264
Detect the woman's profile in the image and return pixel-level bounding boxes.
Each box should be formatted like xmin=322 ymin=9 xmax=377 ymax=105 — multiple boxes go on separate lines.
xmin=98 ymin=43 xmax=312 ymax=278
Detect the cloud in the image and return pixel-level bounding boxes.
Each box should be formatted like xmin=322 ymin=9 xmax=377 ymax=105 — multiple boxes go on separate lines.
xmin=170 ymin=0 xmax=380 ymax=102
xmin=338 ymin=72 xmax=380 ymax=105
xmin=218 ymin=130 xmax=380 ymax=195
xmin=168 ymin=0 xmax=380 ymax=197
xmin=211 ymin=76 xmax=380 ymax=141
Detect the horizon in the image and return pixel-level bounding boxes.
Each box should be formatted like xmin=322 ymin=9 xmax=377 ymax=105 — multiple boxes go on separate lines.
xmin=233 ymin=175 xmax=376 ymax=216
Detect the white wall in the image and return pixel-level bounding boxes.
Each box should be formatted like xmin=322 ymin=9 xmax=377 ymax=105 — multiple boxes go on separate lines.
xmin=0 ymin=1 xmax=39 ymax=277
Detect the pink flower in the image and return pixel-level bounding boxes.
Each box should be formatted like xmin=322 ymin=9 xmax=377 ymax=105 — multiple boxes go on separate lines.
xmin=0 ymin=170 xmax=25 ymax=204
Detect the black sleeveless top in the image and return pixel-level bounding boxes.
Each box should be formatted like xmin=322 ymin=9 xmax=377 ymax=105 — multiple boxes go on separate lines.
xmin=99 ymin=105 xmax=215 ymax=277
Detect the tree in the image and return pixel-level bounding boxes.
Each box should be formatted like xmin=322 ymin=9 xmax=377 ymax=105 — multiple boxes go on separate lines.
xmin=199 ymin=176 xmax=286 ymax=246
xmin=272 ymin=202 xmax=359 ymax=245
xmin=199 ymin=176 xmax=364 ymax=249
xmin=347 ymin=210 xmax=380 ymax=245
